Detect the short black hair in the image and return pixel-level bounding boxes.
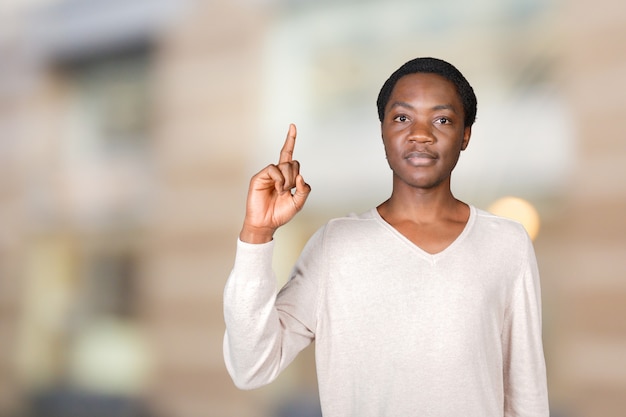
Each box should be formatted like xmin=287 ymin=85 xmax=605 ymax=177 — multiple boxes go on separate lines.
xmin=376 ymin=57 xmax=477 ymax=127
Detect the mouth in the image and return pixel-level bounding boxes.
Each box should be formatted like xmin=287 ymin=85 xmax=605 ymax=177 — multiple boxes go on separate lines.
xmin=404 ymin=151 xmax=437 ymax=167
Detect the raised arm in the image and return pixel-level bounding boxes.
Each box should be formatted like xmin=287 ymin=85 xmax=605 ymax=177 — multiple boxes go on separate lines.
xmin=225 ymin=124 xmax=317 ymax=389
xmin=239 ymin=124 xmax=311 ymax=244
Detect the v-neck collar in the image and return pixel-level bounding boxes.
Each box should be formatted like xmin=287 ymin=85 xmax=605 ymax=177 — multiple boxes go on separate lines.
xmin=371 ymin=205 xmax=476 ymax=262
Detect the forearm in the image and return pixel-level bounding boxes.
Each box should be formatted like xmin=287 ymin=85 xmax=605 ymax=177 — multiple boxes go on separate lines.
xmin=223 ymin=225 xmax=320 ymax=389
xmin=223 ymin=239 xmax=283 ymax=389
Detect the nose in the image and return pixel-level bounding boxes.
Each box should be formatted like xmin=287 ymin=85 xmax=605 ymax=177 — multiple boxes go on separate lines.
xmin=407 ymin=122 xmax=435 ymax=144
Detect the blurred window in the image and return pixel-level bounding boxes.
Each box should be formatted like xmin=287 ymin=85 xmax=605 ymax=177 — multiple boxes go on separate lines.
xmin=62 ymin=50 xmax=153 ymax=159
xmin=81 ymin=247 xmax=138 ymax=320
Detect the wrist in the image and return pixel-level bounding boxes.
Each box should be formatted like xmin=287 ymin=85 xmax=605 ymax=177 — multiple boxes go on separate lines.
xmin=239 ymin=224 xmax=275 ymax=244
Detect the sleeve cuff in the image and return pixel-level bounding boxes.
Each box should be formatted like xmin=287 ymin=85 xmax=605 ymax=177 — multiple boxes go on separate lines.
xmin=232 ymin=238 xmax=275 ymax=276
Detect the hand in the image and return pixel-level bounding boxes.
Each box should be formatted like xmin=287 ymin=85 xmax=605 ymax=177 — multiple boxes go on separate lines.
xmin=239 ymin=124 xmax=311 ymax=244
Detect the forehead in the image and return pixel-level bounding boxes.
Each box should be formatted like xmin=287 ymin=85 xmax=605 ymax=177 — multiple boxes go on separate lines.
xmin=389 ymin=72 xmax=461 ymax=105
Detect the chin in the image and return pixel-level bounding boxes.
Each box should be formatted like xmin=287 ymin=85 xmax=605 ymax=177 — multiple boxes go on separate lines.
xmin=395 ymin=177 xmax=445 ymax=191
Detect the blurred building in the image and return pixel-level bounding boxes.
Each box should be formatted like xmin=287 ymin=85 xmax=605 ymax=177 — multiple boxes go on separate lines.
xmin=0 ymin=0 xmax=269 ymax=416
xmin=0 ymin=0 xmax=624 ymax=417
xmin=536 ymin=1 xmax=626 ymax=416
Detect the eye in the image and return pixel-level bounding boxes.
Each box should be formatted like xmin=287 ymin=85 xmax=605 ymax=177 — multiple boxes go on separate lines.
xmin=393 ymin=115 xmax=409 ymax=123
xmin=436 ymin=117 xmax=450 ymax=125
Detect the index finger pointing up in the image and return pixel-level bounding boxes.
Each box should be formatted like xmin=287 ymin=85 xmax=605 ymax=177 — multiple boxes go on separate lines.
xmin=279 ymin=123 xmax=297 ymax=164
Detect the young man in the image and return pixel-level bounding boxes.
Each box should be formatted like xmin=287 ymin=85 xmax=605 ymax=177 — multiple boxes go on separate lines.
xmin=223 ymin=57 xmax=549 ymax=416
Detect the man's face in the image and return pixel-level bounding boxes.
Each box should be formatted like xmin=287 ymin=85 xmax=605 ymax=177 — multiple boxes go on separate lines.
xmin=381 ymin=72 xmax=471 ymax=192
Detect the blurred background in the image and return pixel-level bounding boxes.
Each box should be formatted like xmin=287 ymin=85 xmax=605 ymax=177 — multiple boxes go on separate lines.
xmin=0 ymin=0 xmax=625 ymax=416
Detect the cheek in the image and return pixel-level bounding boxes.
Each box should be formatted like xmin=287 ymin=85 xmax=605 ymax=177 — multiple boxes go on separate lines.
xmin=381 ymin=136 xmax=389 ymax=154
xmin=380 ymin=141 xmax=395 ymax=167
xmin=382 ymin=140 xmax=398 ymax=161
xmin=383 ymin=144 xmax=391 ymax=162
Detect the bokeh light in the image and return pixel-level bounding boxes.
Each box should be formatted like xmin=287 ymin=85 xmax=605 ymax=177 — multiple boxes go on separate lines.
xmin=488 ymin=196 xmax=541 ymax=240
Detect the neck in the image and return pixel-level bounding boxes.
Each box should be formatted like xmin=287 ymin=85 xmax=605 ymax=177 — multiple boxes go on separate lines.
xmin=379 ymin=182 xmax=466 ymax=223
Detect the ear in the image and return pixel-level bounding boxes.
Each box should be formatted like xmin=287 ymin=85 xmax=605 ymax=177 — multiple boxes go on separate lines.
xmin=461 ymin=126 xmax=472 ymax=150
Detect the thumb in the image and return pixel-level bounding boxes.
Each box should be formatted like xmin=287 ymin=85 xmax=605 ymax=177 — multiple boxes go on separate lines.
xmin=292 ymin=174 xmax=311 ymax=210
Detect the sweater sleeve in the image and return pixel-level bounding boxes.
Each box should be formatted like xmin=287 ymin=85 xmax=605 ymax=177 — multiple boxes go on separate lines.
xmin=223 ymin=231 xmax=322 ymax=389
xmin=502 ymin=236 xmax=550 ymax=417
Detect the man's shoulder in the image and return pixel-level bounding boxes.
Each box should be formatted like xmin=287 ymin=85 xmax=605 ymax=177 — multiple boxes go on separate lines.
xmin=330 ymin=208 xmax=378 ymax=222
xmin=313 ymin=208 xmax=382 ymax=241
xmin=472 ymin=206 xmax=532 ymax=245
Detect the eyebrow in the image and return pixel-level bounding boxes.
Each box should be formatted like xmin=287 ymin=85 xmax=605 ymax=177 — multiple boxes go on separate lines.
xmin=389 ymin=101 xmax=459 ymax=113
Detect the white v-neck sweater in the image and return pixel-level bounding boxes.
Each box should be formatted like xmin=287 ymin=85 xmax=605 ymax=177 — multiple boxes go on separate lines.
xmin=223 ymin=206 xmax=549 ymax=416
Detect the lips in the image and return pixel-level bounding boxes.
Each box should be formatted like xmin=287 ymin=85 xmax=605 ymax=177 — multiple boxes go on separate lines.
xmin=404 ymin=150 xmax=437 ymax=166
